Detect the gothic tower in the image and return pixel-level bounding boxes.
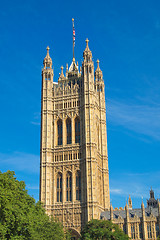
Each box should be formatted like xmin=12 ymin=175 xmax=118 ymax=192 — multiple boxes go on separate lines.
xmin=40 ymin=39 xmax=110 ymax=235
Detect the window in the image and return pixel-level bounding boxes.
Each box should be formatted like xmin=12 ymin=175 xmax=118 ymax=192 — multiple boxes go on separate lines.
xmin=123 ymin=224 xmax=126 ymax=234
xmin=75 ymin=117 xmax=80 ymax=143
xmin=66 ymin=172 xmax=72 ymax=201
xmin=57 ymin=119 xmax=62 ymax=145
xmin=97 ymin=125 xmax=100 ymax=150
xmin=66 ymin=118 xmax=72 ymax=144
xmin=147 ymin=223 xmax=152 ymax=239
xmin=139 ymin=223 xmax=143 ymax=239
xmin=76 ymin=171 xmax=81 ymax=201
xmin=57 ymin=173 xmax=62 ymax=202
xmin=156 ymin=223 xmax=159 ymax=237
xmin=131 ymin=224 xmax=135 ymax=239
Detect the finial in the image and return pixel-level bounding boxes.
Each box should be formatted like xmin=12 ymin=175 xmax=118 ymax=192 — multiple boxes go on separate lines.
xmin=86 ymin=38 xmax=89 ymax=47
xmin=66 ymin=63 xmax=68 ymax=71
xmin=61 ymin=66 xmax=64 ymax=74
xmin=46 ymin=46 xmax=50 ymax=55
xmin=72 ymin=18 xmax=74 ymax=21
xmin=97 ymin=59 xmax=100 ymax=68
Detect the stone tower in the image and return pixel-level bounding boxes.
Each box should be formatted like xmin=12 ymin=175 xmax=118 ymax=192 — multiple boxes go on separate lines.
xmin=40 ymin=39 xmax=110 ymax=236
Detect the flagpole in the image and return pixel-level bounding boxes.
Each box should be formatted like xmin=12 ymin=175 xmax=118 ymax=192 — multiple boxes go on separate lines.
xmin=72 ymin=18 xmax=75 ymax=61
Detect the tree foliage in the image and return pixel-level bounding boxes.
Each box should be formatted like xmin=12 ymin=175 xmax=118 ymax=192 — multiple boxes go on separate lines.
xmin=0 ymin=171 xmax=68 ymax=240
xmin=81 ymin=219 xmax=130 ymax=240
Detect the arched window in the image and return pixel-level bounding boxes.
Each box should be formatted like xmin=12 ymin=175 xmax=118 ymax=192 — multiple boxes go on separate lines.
xmin=76 ymin=171 xmax=81 ymax=201
xmin=57 ymin=119 xmax=62 ymax=145
xmin=66 ymin=172 xmax=72 ymax=201
xmin=57 ymin=173 xmax=62 ymax=202
xmin=66 ymin=118 xmax=72 ymax=144
xmin=75 ymin=117 xmax=80 ymax=143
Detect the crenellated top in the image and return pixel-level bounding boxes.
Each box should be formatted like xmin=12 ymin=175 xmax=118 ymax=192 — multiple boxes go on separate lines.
xmin=43 ymin=46 xmax=52 ymax=69
xmin=53 ymin=78 xmax=81 ymax=97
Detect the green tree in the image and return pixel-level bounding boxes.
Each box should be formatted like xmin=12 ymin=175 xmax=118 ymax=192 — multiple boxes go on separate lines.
xmin=81 ymin=219 xmax=130 ymax=240
xmin=0 ymin=171 xmax=69 ymax=240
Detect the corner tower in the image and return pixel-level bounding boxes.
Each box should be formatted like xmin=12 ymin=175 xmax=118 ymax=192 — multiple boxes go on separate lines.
xmin=40 ymin=40 xmax=110 ymax=234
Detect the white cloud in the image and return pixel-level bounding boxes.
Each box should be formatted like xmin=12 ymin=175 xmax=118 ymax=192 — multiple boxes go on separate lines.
xmin=30 ymin=112 xmax=40 ymax=126
xmin=110 ymin=188 xmax=123 ymax=194
xmin=110 ymin=171 xmax=160 ymax=201
xmin=107 ymin=99 xmax=160 ymax=140
xmin=31 ymin=121 xmax=40 ymax=126
xmin=0 ymin=152 xmax=39 ymax=173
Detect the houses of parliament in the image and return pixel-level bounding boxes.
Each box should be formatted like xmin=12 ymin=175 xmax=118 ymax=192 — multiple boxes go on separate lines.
xmin=40 ymin=39 xmax=160 ymax=239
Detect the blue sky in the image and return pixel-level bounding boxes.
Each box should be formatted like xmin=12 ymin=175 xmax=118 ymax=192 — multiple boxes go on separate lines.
xmin=0 ymin=0 xmax=160 ymax=209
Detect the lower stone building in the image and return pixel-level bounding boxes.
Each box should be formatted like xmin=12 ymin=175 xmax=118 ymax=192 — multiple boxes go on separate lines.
xmin=101 ymin=189 xmax=160 ymax=240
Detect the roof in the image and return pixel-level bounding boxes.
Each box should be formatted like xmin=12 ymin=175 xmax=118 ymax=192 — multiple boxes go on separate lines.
xmin=101 ymin=207 xmax=159 ymax=220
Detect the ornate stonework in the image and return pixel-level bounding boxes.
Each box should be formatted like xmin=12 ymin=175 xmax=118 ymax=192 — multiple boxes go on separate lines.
xmin=101 ymin=190 xmax=160 ymax=239
xmin=40 ymin=40 xmax=110 ymax=235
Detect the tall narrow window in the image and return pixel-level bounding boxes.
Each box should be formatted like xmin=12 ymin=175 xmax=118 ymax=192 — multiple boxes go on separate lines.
xmin=97 ymin=125 xmax=100 ymax=150
xmin=147 ymin=223 xmax=152 ymax=239
xmin=131 ymin=224 xmax=136 ymax=239
xmin=75 ymin=117 xmax=80 ymax=143
xmin=57 ymin=119 xmax=62 ymax=145
xmin=139 ymin=223 xmax=143 ymax=239
xmin=57 ymin=173 xmax=62 ymax=202
xmin=156 ymin=223 xmax=159 ymax=237
xmin=76 ymin=171 xmax=81 ymax=201
xmin=66 ymin=118 xmax=72 ymax=144
xmin=123 ymin=224 xmax=126 ymax=234
xmin=66 ymin=172 xmax=72 ymax=201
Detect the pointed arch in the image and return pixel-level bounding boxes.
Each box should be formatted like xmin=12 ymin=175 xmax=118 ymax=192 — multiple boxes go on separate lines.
xmin=66 ymin=171 xmax=72 ymax=201
xmin=57 ymin=172 xmax=62 ymax=202
xmin=57 ymin=119 xmax=62 ymax=145
xmin=66 ymin=118 xmax=72 ymax=144
xmin=75 ymin=117 xmax=80 ymax=144
xmin=76 ymin=171 xmax=81 ymax=201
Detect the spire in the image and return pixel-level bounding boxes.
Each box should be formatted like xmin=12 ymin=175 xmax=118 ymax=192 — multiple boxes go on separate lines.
xmin=68 ymin=58 xmax=79 ymax=76
xmin=58 ymin=66 xmax=65 ymax=81
xmin=46 ymin=46 xmax=50 ymax=56
xmin=110 ymin=203 xmax=113 ymax=221
xmin=95 ymin=59 xmax=103 ymax=80
xmin=150 ymin=187 xmax=154 ymax=199
xmin=128 ymin=195 xmax=132 ymax=209
xmin=43 ymin=46 xmax=52 ymax=69
xmin=85 ymin=38 xmax=89 ymax=50
xmin=141 ymin=197 xmax=145 ymax=209
xmin=125 ymin=202 xmax=129 ymax=220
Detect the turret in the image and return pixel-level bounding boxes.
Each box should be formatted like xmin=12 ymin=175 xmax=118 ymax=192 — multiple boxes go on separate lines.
xmin=95 ymin=60 xmax=104 ymax=93
xmin=82 ymin=39 xmax=94 ymax=87
xmin=95 ymin=59 xmax=103 ymax=81
xmin=43 ymin=46 xmax=52 ymax=70
xmin=42 ymin=46 xmax=54 ymax=83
